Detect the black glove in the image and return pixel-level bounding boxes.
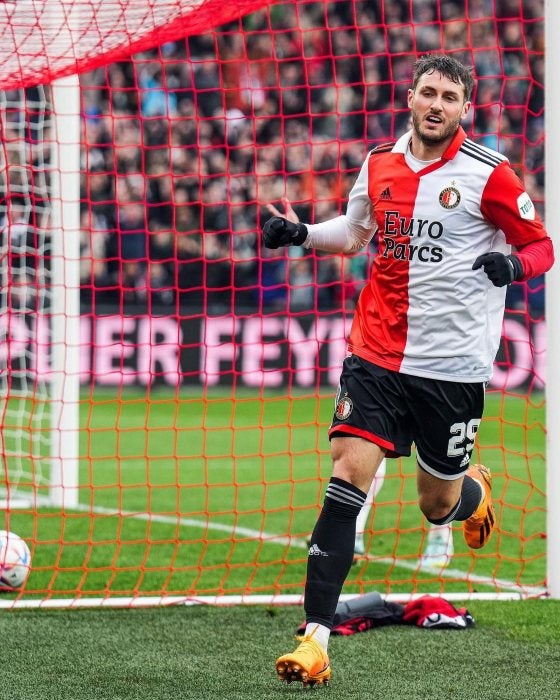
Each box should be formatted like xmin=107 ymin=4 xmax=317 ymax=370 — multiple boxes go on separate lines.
xmin=262 ymin=216 xmax=308 ymax=249
xmin=471 ymin=252 xmax=523 ymax=287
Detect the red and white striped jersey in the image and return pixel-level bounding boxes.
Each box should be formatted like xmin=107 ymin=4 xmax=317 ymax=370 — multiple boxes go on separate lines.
xmin=305 ymin=127 xmax=552 ymax=382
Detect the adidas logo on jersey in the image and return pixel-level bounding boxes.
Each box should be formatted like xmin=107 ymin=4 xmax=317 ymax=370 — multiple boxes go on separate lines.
xmin=380 ymin=187 xmax=392 ymax=199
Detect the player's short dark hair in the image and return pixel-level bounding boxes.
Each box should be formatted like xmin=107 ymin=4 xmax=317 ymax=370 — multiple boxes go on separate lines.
xmin=412 ymin=54 xmax=475 ymax=102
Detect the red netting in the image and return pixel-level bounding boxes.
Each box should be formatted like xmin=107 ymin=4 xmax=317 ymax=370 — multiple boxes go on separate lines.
xmin=0 ymin=0 xmax=547 ymax=604
xmin=0 ymin=0 xmax=276 ymax=90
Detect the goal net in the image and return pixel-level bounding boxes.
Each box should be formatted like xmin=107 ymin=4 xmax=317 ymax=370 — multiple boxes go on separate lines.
xmin=0 ymin=85 xmax=53 ymax=509
xmin=0 ymin=0 xmax=552 ymax=607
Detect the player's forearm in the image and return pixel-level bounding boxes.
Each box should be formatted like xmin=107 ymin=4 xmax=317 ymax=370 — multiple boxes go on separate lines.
xmin=513 ymin=236 xmax=555 ymax=280
xmin=303 ymin=216 xmax=374 ymax=253
xmin=302 ymin=155 xmax=374 ymax=253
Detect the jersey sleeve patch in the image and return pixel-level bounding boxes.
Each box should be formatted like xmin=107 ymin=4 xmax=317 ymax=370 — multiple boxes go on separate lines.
xmin=517 ymin=192 xmax=535 ymax=221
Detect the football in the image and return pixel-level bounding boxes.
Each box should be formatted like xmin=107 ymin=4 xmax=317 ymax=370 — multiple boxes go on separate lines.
xmin=0 ymin=530 xmax=31 ymax=589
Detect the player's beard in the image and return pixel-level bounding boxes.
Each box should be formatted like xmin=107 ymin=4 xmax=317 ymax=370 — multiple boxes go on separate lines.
xmin=411 ymin=111 xmax=461 ymax=146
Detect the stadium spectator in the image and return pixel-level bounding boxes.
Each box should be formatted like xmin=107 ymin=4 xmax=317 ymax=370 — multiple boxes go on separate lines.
xmin=79 ymin=208 xmax=113 ymax=302
xmin=0 ymin=198 xmax=39 ymax=312
xmin=120 ymin=259 xmax=147 ymax=305
xmin=148 ymin=221 xmax=175 ymax=263
xmin=138 ymin=64 xmax=178 ymax=118
xmin=176 ymin=232 xmax=205 ymax=308
xmin=256 ymin=247 xmax=288 ymax=310
xmin=263 ymin=52 xmax=554 ymax=687
xmin=147 ymin=260 xmax=175 ymax=307
xmin=117 ymin=200 xmax=147 ymax=262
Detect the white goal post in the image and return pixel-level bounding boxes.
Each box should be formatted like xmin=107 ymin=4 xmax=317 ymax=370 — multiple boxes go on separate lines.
xmin=544 ymin=0 xmax=560 ymax=600
xmin=49 ymin=75 xmax=81 ymax=510
xmin=0 ymin=79 xmax=80 ymax=511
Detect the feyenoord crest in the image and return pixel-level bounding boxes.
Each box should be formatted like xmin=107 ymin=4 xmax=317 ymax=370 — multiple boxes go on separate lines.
xmin=335 ymin=393 xmax=353 ymax=420
xmin=439 ymin=185 xmax=461 ymax=209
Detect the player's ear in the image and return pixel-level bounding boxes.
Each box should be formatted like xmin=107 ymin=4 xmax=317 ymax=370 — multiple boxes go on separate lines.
xmin=460 ymin=100 xmax=472 ymax=120
xmin=407 ymin=88 xmax=414 ymax=108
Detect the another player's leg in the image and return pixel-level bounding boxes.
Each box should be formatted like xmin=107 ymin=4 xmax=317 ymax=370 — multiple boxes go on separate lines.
xmin=418 ymin=522 xmax=454 ymax=570
xmin=354 ymin=457 xmax=455 ymax=570
xmin=354 ymin=459 xmax=386 ymax=557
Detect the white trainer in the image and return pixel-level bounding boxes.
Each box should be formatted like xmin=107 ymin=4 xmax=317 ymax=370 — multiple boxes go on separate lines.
xmin=418 ymin=524 xmax=454 ymax=570
xmin=354 ymin=535 xmax=366 ymax=557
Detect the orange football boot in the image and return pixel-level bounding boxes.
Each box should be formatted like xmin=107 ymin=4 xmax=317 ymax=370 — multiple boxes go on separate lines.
xmin=463 ymin=463 xmax=495 ymax=549
xmin=275 ymin=628 xmax=331 ymax=687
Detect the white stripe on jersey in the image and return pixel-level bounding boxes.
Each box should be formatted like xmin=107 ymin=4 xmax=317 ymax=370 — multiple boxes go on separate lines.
xmin=400 ymin=150 xmax=508 ymax=381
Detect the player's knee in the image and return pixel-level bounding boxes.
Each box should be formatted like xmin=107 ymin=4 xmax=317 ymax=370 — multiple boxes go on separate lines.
xmin=419 ymin=494 xmax=458 ymax=524
xmin=330 ymin=437 xmax=382 ymax=493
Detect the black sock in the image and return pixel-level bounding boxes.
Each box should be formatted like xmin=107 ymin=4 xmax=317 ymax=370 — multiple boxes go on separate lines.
xmin=426 ymin=476 xmax=483 ymax=525
xmin=304 ymin=477 xmax=366 ymax=629
xmin=453 ymin=475 xmax=483 ymax=520
xmin=427 ymin=498 xmax=461 ymax=525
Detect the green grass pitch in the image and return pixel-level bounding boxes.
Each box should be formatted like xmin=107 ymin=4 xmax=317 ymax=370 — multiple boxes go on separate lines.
xmin=0 ymin=387 xmax=556 ymax=699
xmin=1 ymin=387 xmax=547 ymax=600
xmin=2 ymin=601 xmax=560 ymax=699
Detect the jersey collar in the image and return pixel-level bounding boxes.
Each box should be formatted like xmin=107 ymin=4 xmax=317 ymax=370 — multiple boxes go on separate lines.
xmin=395 ymin=126 xmax=467 ymax=162
xmin=441 ymin=126 xmax=467 ymax=161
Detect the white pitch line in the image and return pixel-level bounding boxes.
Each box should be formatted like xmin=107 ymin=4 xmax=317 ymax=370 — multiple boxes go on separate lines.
xmin=70 ymin=501 xmax=307 ymax=548
xmin=366 ymin=555 xmax=546 ymax=597
xmin=64 ymin=500 xmax=545 ymax=597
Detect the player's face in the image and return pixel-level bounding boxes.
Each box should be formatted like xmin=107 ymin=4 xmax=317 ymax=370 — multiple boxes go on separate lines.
xmin=408 ymin=71 xmax=471 ymax=147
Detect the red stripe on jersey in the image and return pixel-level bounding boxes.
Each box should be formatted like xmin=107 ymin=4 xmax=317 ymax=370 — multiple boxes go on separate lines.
xmin=328 ymin=424 xmax=398 ymax=455
xmin=347 ymin=152 xmax=420 ymax=371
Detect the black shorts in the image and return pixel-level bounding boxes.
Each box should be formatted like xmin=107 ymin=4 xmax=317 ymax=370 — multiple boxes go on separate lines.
xmin=329 ymin=355 xmax=485 ymax=479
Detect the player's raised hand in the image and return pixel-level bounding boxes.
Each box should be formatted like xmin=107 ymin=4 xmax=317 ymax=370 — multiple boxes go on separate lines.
xmin=262 ymin=197 xmax=307 ymax=249
xmin=266 ymin=197 xmax=299 ymax=224
xmin=472 ymin=251 xmax=522 ymax=287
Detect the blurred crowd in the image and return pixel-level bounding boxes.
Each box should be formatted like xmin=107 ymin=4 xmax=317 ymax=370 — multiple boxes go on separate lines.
xmin=3 ymin=0 xmax=547 ymax=316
